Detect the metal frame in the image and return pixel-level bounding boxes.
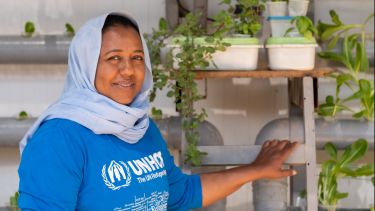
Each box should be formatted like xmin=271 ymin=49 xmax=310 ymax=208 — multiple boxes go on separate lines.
xmin=181 ymin=76 xmax=318 ymax=210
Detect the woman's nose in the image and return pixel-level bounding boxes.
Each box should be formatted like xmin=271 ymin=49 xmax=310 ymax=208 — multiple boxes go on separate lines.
xmin=118 ymin=58 xmax=134 ymax=75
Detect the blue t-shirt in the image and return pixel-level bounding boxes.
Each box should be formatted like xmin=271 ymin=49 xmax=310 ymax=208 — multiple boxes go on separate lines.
xmin=18 ymin=118 xmax=202 ymax=211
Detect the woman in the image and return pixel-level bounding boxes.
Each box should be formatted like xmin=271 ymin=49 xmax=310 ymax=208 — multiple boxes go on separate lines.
xmin=18 ymin=13 xmax=298 ymax=210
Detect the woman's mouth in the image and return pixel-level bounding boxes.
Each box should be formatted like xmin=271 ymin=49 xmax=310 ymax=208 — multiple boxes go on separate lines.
xmin=113 ymin=81 xmax=135 ymax=88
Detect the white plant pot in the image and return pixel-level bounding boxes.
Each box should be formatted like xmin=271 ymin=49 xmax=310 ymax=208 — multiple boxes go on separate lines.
xmin=168 ymin=37 xmax=263 ymax=70
xmin=266 ymin=37 xmax=317 ymax=71
xmin=288 ymin=0 xmax=310 ymax=16
xmin=267 ymin=1 xmax=288 ymax=16
xmin=268 ymin=16 xmax=295 ymax=37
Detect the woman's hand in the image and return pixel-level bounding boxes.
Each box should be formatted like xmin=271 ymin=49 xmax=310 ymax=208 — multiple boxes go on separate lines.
xmin=200 ymin=139 xmax=299 ymax=207
xmin=251 ymin=140 xmax=299 ymax=179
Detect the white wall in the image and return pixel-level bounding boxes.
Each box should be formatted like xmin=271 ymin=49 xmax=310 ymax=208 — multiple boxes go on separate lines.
xmin=0 ymin=0 xmax=166 ymax=35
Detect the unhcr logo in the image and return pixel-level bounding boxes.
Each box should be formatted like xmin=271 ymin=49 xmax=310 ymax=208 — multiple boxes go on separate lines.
xmin=102 ymin=160 xmax=131 ymax=190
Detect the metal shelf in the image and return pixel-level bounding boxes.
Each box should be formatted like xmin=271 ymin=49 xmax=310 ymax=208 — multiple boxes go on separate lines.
xmin=183 ymin=69 xmax=326 ymax=210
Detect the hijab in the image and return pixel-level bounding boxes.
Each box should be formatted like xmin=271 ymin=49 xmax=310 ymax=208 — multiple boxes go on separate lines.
xmin=20 ymin=12 xmax=153 ymax=153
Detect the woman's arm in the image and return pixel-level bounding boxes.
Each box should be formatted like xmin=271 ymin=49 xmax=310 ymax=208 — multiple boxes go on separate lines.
xmin=200 ymin=140 xmax=298 ymax=207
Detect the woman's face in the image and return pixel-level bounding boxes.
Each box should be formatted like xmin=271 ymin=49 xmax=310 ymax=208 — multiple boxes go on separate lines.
xmin=95 ymin=25 xmax=145 ymax=105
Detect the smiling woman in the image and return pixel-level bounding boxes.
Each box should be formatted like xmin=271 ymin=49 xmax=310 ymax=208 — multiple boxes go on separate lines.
xmin=17 ymin=12 xmax=298 ymax=211
xmin=95 ymin=15 xmax=146 ymax=105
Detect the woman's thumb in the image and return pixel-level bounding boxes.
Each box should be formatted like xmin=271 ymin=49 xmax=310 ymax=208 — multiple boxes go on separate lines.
xmin=281 ymin=169 xmax=297 ymax=177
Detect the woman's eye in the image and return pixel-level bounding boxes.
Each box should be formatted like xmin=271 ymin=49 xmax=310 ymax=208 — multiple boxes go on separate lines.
xmin=108 ymin=56 xmax=121 ymax=61
xmin=132 ymin=55 xmax=144 ymax=61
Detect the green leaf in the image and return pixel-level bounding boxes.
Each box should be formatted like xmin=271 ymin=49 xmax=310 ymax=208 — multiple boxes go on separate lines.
xmin=359 ymin=79 xmax=371 ymax=93
xmin=24 ymin=21 xmax=35 ymax=37
xmin=324 ymin=142 xmax=338 ymax=160
xmin=317 ymin=104 xmax=335 ymax=116
xmin=342 ymin=33 xmax=352 ymax=69
xmin=352 ymin=164 xmax=374 ymax=177
xmin=167 ymin=90 xmax=174 ymax=97
xmin=327 ymin=35 xmax=341 ymax=51
xmin=284 ymin=27 xmax=295 ymax=37
xmin=329 ymin=10 xmax=343 ymax=26
xmin=353 ymin=110 xmax=365 ymax=119
xmin=326 ymin=95 xmax=335 ymax=105
xmin=221 ymin=0 xmax=231 ymax=5
xmin=343 ymin=90 xmax=362 ymax=103
xmin=321 ymin=24 xmax=361 ymax=42
xmin=317 ymin=21 xmax=336 ymax=38
xmin=336 ymin=74 xmax=353 ymax=88
xmin=159 ymin=18 xmax=168 ymax=31
xmin=340 ymin=166 xmax=356 ymax=176
xmin=65 ymin=23 xmax=75 ymax=36
xmin=296 ymin=17 xmax=309 ymax=33
xmin=340 ymin=139 xmax=368 ymax=167
xmin=318 ymin=52 xmax=345 ymax=63
xmin=151 ymin=107 xmax=163 ymax=120
xmin=364 ymin=13 xmax=375 ymax=25
xmin=359 ymin=41 xmax=369 ymax=72
xmin=335 ymin=192 xmax=349 ymax=200
xmin=18 ymin=111 xmax=28 ymax=120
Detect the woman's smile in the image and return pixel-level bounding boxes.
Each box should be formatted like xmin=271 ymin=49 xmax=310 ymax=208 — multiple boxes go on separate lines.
xmin=112 ymin=80 xmax=135 ymax=89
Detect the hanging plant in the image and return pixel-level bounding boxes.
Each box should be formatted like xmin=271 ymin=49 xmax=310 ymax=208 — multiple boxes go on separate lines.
xmin=169 ymin=12 xmax=230 ymax=166
xmin=145 ymin=11 xmax=231 ymax=165
xmin=144 ymin=18 xmax=173 ymax=120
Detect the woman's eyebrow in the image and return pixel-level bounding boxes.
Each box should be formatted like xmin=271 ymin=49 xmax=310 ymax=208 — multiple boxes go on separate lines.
xmin=104 ymin=49 xmax=122 ymax=56
xmin=104 ymin=49 xmax=144 ymax=56
xmin=134 ymin=50 xmax=144 ymax=54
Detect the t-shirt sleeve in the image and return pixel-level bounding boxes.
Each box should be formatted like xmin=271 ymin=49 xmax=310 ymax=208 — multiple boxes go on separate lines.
xmin=150 ymin=119 xmax=203 ymax=211
xmin=18 ymin=124 xmax=84 ymax=210
xmin=164 ymin=151 xmax=202 ymax=211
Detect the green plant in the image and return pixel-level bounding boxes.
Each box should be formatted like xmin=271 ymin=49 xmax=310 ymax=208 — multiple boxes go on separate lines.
xmin=24 ymin=21 xmax=35 ymax=37
xmin=18 ymin=110 xmax=28 ymax=120
xmin=169 ymin=12 xmax=230 ymax=166
xmin=317 ymin=10 xmax=374 ymax=121
xmin=9 ymin=191 xmax=19 ymax=209
xmin=318 ymin=139 xmax=374 ymax=210
xmin=221 ymin=0 xmax=265 ymax=36
xmin=65 ymin=23 xmax=75 ymax=37
xmin=285 ymin=16 xmax=318 ymax=40
xmin=145 ymin=11 xmax=232 ymax=165
xmin=144 ymin=18 xmax=173 ymax=120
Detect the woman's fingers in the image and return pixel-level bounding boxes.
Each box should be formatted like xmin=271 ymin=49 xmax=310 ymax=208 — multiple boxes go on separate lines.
xmin=277 ymin=140 xmax=290 ymax=150
xmin=280 ymin=169 xmax=298 ymax=177
xmin=281 ymin=141 xmax=299 ymax=159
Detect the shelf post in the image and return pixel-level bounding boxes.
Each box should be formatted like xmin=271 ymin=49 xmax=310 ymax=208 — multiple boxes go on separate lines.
xmin=302 ymin=77 xmax=318 ymax=210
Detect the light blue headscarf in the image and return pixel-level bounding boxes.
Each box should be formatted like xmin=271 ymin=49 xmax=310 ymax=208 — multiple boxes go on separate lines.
xmin=20 ymin=12 xmax=153 ymax=153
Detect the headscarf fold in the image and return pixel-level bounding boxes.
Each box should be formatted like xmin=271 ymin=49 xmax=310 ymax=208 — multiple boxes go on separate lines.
xmin=20 ymin=12 xmax=153 ymax=152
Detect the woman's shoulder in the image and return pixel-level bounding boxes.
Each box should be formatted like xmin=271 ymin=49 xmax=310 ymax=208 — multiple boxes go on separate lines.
xmin=30 ymin=118 xmax=94 ymax=145
xmin=38 ymin=118 xmax=92 ymax=134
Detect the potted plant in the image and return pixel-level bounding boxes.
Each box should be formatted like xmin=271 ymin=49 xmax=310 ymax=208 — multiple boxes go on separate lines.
xmin=266 ymin=15 xmax=318 ymax=70
xmin=146 ymin=2 xmax=265 ymax=164
xmin=288 ymin=0 xmax=310 ymax=17
xmin=318 ymin=139 xmax=374 ymax=211
xmin=204 ymin=0 xmax=264 ymax=70
xmin=267 ymin=0 xmax=288 ymax=16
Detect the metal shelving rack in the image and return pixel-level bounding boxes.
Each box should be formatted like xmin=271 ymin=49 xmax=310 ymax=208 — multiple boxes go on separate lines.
xmin=184 ymin=68 xmax=334 ymax=210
